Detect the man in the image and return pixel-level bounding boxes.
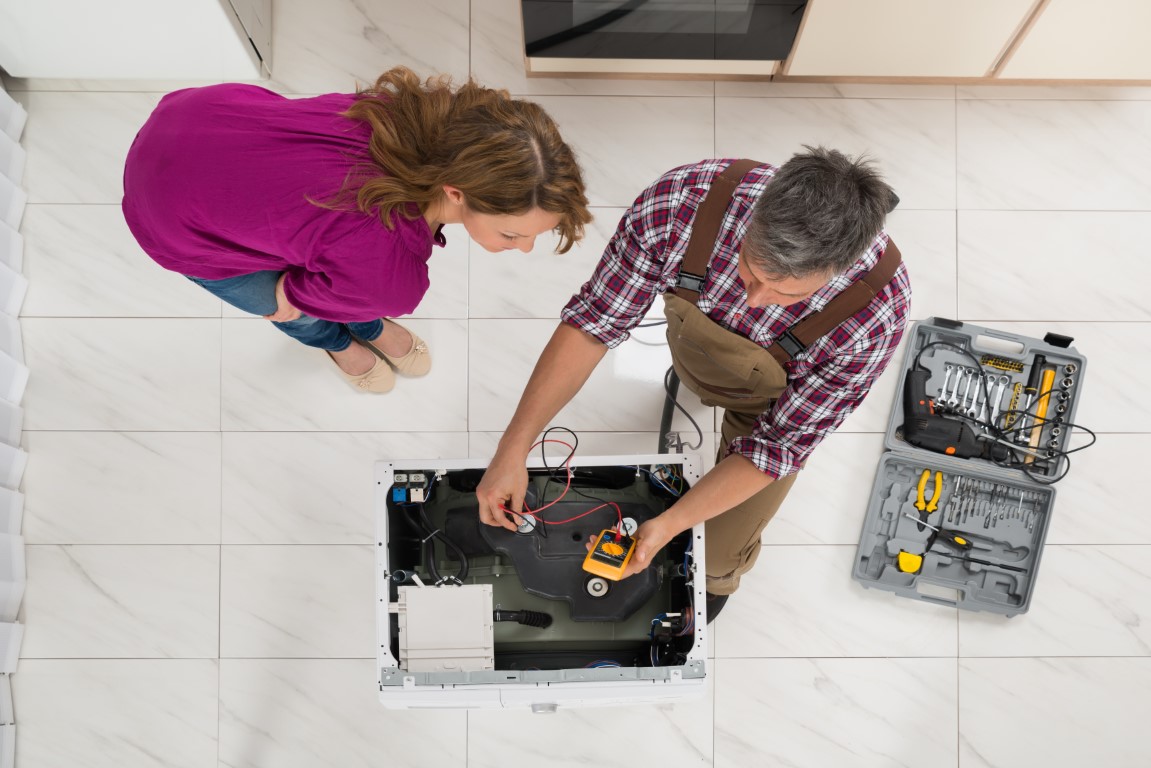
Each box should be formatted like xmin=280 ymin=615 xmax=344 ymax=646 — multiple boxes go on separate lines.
xmin=476 ymin=147 xmax=911 ymax=622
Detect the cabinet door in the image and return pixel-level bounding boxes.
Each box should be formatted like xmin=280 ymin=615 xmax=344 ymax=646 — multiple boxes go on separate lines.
xmin=786 ymin=0 xmax=1034 ymax=78
xmin=1000 ymin=0 xmax=1151 ymax=79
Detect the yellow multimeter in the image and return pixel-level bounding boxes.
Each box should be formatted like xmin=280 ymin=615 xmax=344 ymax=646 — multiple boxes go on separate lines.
xmin=582 ymin=529 xmax=637 ymax=581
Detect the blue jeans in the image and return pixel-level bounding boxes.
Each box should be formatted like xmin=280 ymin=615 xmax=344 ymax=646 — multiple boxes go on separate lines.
xmin=187 ymin=271 xmax=384 ymax=351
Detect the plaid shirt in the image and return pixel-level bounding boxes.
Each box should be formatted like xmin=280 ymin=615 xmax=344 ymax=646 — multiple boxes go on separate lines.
xmin=561 ymin=159 xmax=912 ymax=479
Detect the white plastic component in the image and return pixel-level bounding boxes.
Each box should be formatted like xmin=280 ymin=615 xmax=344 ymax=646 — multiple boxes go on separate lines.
xmin=584 ymin=576 xmax=610 ymax=599
xmin=515 ymin=512 xmax=538 ymax=534
xmin=0 ymin=674 xmax=9 ymax=723
xmin=0 ymin=534 xmax=24 ymax=622
xmin=0 ymin=265 xmax=26 ymax=319
xmin=0 ymin=133 xmax=24 ymax=186
xmin=0 ymin=87 xmax=27 ymax=141
xmin=621 ymin=517 xmax=638 ymax=536
xmin=0 ymin=401 xmax=19 ymax=449
xmin=0 ymin=175 xmax=25 ymax=231
xmin=0 ymin=623 xmax=21 ymax=673
xmin=0 ymin=350 xmax=28 ymax=405
xmin=0 ymin=488 xmax=21 ymax=535
xmin=0 ymin=444 xmax=26 ymax=492
xmin=396 ymin=584 xmax=494 ymax=673
xmin=0 ymin=221 xmax=21 ymax=273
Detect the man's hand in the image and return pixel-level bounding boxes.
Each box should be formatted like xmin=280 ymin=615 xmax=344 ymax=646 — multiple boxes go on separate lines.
xmin=619 ymin=515 xmax=682 ymax=579
xmin=476 ymin=449 xmax=529 ymax=531
xmin=263 ymin=273 xmax=302 ymax=322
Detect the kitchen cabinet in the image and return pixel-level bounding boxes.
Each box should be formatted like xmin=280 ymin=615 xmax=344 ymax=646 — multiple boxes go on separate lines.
xmin=999 ymin=0 xmax=1151 ymax=80
xmin=785 ymin=0 xmax=1034 ymax=78
xmin=0 ymin=0 xmax=270 ymax=79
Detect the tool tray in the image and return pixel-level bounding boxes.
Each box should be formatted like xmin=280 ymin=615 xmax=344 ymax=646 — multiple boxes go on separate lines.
xmin=852 ymin=317 xmax=1087 ymax=616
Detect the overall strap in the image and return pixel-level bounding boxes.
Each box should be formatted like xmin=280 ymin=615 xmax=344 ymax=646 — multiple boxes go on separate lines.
xmin=765 ymin=239 xmax=903 ymax=366
xmin=671 ymin=159 xmax=763 ymax=304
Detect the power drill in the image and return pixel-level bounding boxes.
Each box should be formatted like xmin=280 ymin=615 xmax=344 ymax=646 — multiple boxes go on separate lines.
xmin=902 ymin=368 xmax=985 ymax=458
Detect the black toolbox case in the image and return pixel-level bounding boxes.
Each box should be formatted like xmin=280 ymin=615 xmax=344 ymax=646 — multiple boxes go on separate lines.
xmin=852 ymin=317 xmax=1086 ymax=616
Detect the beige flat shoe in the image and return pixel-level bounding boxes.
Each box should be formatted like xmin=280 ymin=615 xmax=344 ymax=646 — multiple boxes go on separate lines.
xmin=326 ymin=350 xmax=396 ymax=393
xmin=364 ymin=320 xmax=431 ymax=377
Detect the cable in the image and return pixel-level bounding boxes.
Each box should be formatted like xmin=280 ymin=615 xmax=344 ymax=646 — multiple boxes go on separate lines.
xmin=911 ymin=340 xmax=1094 ymax=484
xmin=662 ymin=366 xmax=704 ymax=451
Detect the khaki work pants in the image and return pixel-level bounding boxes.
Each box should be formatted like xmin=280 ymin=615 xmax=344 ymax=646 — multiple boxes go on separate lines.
xmin=664 ymin=293 xmax=801 ymax=595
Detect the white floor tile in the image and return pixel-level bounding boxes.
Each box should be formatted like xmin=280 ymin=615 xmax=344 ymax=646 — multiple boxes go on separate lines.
xmin=1047 ymin=434 xmax=1151 ymax=544
xmin=958 ymin=545 xmax=1151 ymax=657
xmin=765 ymin=432 xmax=887 ymax=545
xmin=411 ymin=222 xmax=469 ymax=320
xmin=887 ymin=209 xmax=958 ymax=321
xmin=21 ymin=432 xmax=221 ymax=544
xmin=267 ymin=0 xmax=470 ymax=94
xmin=714 ymin=658 xmax=958 ymax=768
xmin=21 ymin=545 xmax=219 ymax=658
xmin=12 ymin=659 xmax=218 ymax=768
xmin=959 ymin=658 xmax=1151 ymax=767
xmin=715 ymin=546 xmax=958 ymax=658
xmin=468 ymin=687 xmax=714 ymax=767
xmin=468 ymin=211 xmax=621 ymax=320
xmin=222 ymin=431 xmax=468 ymax=543
xmin=22 ymin=318 xmax=221 ymax=431
xmin=959 ymin=211 xmax=1151 ymax=322
xmin=716 ymin=97 xmax=957 ymax=209
xmin=468 ymin=319 xmax=710 ymax=434
xmin=532 ymin=95 xmax=715 ymax=207
xmin=16 ymin=91 xmax=162 ymax=204
xmin=21 ymin=204 xmax=222 ymax=317
xmin=219 ymin=658 xmax=467 ymax=768
xmin=221 ymin=317 xmax=467 ymax=431
xmin=220 ymin=545 xmax=373 ymax=657
xmin=958 ymin=99 xmax=1151 ymax=210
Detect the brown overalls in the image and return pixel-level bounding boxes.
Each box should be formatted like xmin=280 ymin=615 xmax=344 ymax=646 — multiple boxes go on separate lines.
xmin=663 ymin=160 xmax=902 ymax=595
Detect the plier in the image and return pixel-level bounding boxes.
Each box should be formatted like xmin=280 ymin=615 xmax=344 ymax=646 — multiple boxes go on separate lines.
xmin=914 ymin=469 xmax=943 ymax=531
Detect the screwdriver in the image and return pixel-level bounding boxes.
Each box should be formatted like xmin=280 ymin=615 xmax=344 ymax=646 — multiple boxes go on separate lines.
xmin=901 ymin=513 xmax=973 ymax=551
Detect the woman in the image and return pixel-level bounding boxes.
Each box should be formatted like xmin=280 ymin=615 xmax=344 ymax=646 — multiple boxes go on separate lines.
xmin=122 ymin=67 xmax=591 ymax=393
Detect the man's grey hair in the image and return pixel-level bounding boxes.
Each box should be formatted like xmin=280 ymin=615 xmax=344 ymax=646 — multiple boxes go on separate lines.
xmin=743 ymin=146 xmax=896 ymax=279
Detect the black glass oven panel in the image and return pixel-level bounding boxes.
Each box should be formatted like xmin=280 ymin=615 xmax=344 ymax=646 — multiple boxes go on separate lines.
xmin=523 ymin=1 xmax=807 ymax=61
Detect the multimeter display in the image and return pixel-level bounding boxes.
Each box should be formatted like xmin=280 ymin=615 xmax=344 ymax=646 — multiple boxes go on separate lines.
xmin=582 ymin=529 xmax=637 ymax=581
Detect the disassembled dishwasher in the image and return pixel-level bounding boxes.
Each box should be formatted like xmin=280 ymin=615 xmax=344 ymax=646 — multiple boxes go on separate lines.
xmin=375 ymin=453 xmax=707 ymax=710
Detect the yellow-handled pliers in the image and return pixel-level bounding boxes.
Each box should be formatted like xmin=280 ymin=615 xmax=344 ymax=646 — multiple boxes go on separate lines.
xmin=914 ymin=469 xmax=943 ymax=531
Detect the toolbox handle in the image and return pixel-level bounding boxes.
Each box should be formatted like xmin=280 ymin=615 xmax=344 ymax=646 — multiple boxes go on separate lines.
xmin=913 ymin=578 xmax=966 ymax=608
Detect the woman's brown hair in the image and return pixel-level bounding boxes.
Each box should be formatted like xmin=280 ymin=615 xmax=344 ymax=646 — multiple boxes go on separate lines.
xmin=341 ymin=67 xmax=591 ymax=253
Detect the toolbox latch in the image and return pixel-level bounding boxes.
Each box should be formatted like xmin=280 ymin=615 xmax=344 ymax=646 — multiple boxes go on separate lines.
xmin=1042 ymin=332 xmax=1074 ymax=348
xmin=932 ymin=317 xmax=963 ymax=330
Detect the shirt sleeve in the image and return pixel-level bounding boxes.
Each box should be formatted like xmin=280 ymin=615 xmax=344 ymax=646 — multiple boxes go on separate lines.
xmin=727 ymin=269 xmax=912 ymax=479
xmin=560 ymin=183 xmax=685 ymax=348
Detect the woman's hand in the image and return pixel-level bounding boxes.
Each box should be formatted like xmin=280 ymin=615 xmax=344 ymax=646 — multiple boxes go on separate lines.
xmin=263 ymin=273 xmax=302 ymax=322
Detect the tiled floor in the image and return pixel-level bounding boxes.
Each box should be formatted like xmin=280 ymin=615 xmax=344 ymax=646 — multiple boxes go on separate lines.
xmin=6 ymin=0 xmax=1151 ymax=766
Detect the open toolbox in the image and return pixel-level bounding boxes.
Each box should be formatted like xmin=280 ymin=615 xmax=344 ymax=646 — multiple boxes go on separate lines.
xmin=852 ymin=317 xmax=1087 ymax=616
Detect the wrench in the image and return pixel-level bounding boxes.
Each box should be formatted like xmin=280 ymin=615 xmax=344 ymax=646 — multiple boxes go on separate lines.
xmin=988 ymin=375 xmax=1010 ymax=427
xmin=961 ymin=368 xmax=977 ymax=412
xmin=968 ymin=375 xmax=984 ymax=419
xmin=947 ymin=367 xmax=966 ymax=408
xmin=939 ymin=364 xmax=955 ymax=404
